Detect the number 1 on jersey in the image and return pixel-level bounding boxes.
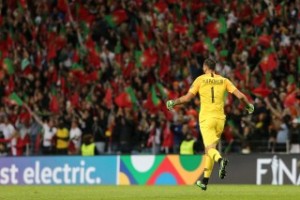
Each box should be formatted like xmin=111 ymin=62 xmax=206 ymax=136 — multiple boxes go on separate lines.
xmin=211 ymin=87 xmax=215 ymax=103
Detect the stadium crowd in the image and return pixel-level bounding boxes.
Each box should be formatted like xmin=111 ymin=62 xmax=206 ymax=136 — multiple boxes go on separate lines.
xmin=0 ymin=0 xmax=300 ymax=156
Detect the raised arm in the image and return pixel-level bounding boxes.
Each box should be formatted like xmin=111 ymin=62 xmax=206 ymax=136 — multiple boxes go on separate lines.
xmin=23 ymin=104 xmax=44 ymax=126
xmin=166 ymin=92 xmax=195 ymax=110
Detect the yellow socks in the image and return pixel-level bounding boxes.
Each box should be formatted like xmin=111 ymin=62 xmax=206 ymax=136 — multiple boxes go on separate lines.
xmin=208 ymin=148 xmax=222 ymax=163
xmin=204 ymin=154 xmax=214 ymax=178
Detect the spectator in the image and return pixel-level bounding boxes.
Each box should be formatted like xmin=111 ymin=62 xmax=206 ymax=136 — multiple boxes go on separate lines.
xmin=69 ymin=120 xmax=82 ymax=155
xmin=0 ymin=0 xmax=299 ymax=155
xmin=24 ymin=104 xmax=56 ymax=155
xmin=92 ymin=116 xmax=106 ymax=154
xmin=180 ymin=132 xmax=196 ymax=155
xmin=81 ymin=134 xmax=97 ymax=156
xmin=55 ymin=119 xmax=69 ymax=155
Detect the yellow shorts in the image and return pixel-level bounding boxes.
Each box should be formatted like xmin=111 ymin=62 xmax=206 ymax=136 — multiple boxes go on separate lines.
xmin=199 ymin=118 xmax=225 ymax=147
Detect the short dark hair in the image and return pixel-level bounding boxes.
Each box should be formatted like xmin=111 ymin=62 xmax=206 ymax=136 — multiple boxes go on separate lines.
xmin=204 ymin=58 xmax=216 ymax=71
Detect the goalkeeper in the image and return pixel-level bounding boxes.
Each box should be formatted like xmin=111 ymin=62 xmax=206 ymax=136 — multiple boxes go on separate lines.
xmin=166 ymin=58 xmax=254 ymax=191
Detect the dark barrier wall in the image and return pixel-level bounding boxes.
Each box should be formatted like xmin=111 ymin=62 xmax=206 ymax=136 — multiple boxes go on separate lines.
xmin=0 ymin=154 xmax=299 ymax=185
xmin=210 ymin=154 xmax=300 ymax=185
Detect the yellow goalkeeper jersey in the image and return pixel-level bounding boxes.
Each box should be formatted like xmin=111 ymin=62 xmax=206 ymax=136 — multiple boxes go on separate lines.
xmin=188 ymin=73 xmax=237 ymax=121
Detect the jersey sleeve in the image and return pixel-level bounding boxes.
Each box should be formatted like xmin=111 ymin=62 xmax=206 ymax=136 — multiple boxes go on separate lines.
xmin=188 ymin=77 xmax=201 ymax=95
xmin=225 ymin=78 xmax=237 ymax=93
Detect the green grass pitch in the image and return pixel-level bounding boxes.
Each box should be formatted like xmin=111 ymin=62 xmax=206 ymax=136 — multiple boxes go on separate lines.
xmin=0 ymin=185 xmax=299 ymax=200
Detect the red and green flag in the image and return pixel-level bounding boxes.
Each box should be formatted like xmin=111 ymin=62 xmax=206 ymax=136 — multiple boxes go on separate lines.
xmin=57 ymin=0 xmax=68 ymax=13
xmin=205 ymin=16 xmax=227 ymax=38
xmin=104 ymin=88 xmax=113 ymax=109
xmin=204 ymin=38 xmax=216 ymax=53
xmin=154 ymin=1 xmax=168 ymax=13
xmin=105 ymin=9 xmax=128 ymax=27
xmin=135 ymin=48 xmax=158 ymax=68
xmin=151 ymin=85 xmax=160 ymax=106
xmin=136 ymin=25 xmax=146 ymax=44
xmin=125 ymin=86 xmax=138 ymax=109
xmin=21 ymin=58 xmax=30 ymax=70
xmin=252 ymin=12 xmax=267 ymax=26
xmin=174 ymin=24 xmax=188 ymax=34
xmin=258 ymin=34 xmax=272 ymax=47
xmin=260 ymin=52 xmax=278 ymax=73
xmin=156 ymin=83 xmax=168 ymax=99
xmin=3 ymin=58 xmax=14 ymax=75
xmin=115 ymin=92 xmax=132 ymax=108
xmin=9 ymin=92 xmax=23 ymax=106
xmin=275 ymin=2 xmax=285 ymax=16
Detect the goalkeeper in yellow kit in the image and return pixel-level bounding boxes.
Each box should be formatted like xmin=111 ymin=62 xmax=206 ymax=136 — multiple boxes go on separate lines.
xmin=166 ymin=58 xmax=254 ymax=191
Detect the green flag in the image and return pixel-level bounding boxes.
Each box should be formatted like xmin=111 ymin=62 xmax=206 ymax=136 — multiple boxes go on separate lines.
xmin=287 ymin=74 xmax=295 ymax=84
xmin=104 ymin=15 xmax=117 ymax=28
xmin=297 ymin=57 xmax=300 ymax=88
xmin=218 ymin=16 xmax=227 ymax=34
xmin=71 ymin=63 xmax=83 ymax=70
xmin=125 ymin=86 xmax=138 ymax=105
xmin=114 ymin=40 xmax=121 ymax=54
xmin=151 ymin=85 xmax=160 ymax=106
xmin=4 ymin=58 xmax=14 ymax=75
xmin=79 ymin=21 xmax=90 ymax=38
xmin=134 ymin=50 xmax=143 ymax=68
xmin=9 ymin=92 xmax=23 ymax=106
xmin=204 ymin=38 xmax=215 ymax=52
xmin=21 ymin=58 xmax=30 ymax=70
xmin=188 ymin=24 xmax=195 ymax=37
xmin=156 ymin=83 xmax=167 ymax=99
xmin=265 ymin=72 xmax=271 ymax=85
xmin=220 ymin=50 xmax=228 ymax=57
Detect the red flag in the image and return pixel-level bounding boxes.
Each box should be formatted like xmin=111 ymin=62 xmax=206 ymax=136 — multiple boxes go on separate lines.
xmin=122 ymin=62 xmax=135 ymax=78
xmin=284 ymin=93 xmax=297 ymax=107
xmin=47 ymin=45 xmax=57 ymax=61
xmin=234 ymin=69 xmax=246 ymax=81
xmin=72 ymin=49 xmax=79 ymax=62
xmin=49 ymin=95 xmax=59 ymax=113
xmin=191 ymin=2 xmax=205 ymax=10
xmin=57 ymin=0 xmax=68 ymax=13
xmin=252 ymin=87 xmax=272 ymax=97
xmin=55 ymin=35 xmax=67 ymax=51
xmin=196 ymin=12 xmax=206 ymax=24
xmin=144 ymin=94 xmax=161 ymax=114
xmin=87 ymin=71 xmax=99 ymax=82
xmin=205 ymin=21 xmax=219 ymax=39
xmin=140 ymin=48 xmax=158 ymax=68
xmin=112 ymin=9 xmax=128 ymax=25
xmin=174 ymin=25 xmax=188 ymax=34
xmin=115 ymin=92 xmax=132 ymax=108
xmin=136 ymin=25 xmax=146 ymax=44
xmin=6 ymin=76 xmax=15 ymax=94
xmin=159 ymin=54 xmax=170 ymax=78
xmin=104 ymin=88 xmax=112 ymax=109
xmin=19 ymin=0 xmax=27 ymax=8
xmin=252 ymin=13 xmax=267 ymax=26
xmin=154 ymin=1 xmax=168 ymax=13
xmin=70 ymin=92 xmax=80 ymax=108
xmin=192 ymin=41 xmax=206 ymax=53
xmin=258 ymin=35 xmax=272 ymax=47
xmin=87 ymin=49 xmax=101 ymax=68
xmin=260 ymin=53 xmax=278 ymax=73
xmin=79 ymin=6 xmax=95 ymax=24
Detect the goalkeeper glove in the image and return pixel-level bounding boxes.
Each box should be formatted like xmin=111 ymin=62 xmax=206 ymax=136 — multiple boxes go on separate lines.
xmin=166 ymin=100 xmax=175 ymax=110
xmin=245 ymin=103 xmax=254 ymax=114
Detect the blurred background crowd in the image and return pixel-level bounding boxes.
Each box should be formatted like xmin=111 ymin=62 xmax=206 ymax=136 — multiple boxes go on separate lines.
xmin=0 ymin=0 xmax=300 ymax=156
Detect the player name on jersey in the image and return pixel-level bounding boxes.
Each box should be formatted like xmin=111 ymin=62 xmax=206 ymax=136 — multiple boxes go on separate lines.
xmin=202 ymin=79 xmax=224 ymax=85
